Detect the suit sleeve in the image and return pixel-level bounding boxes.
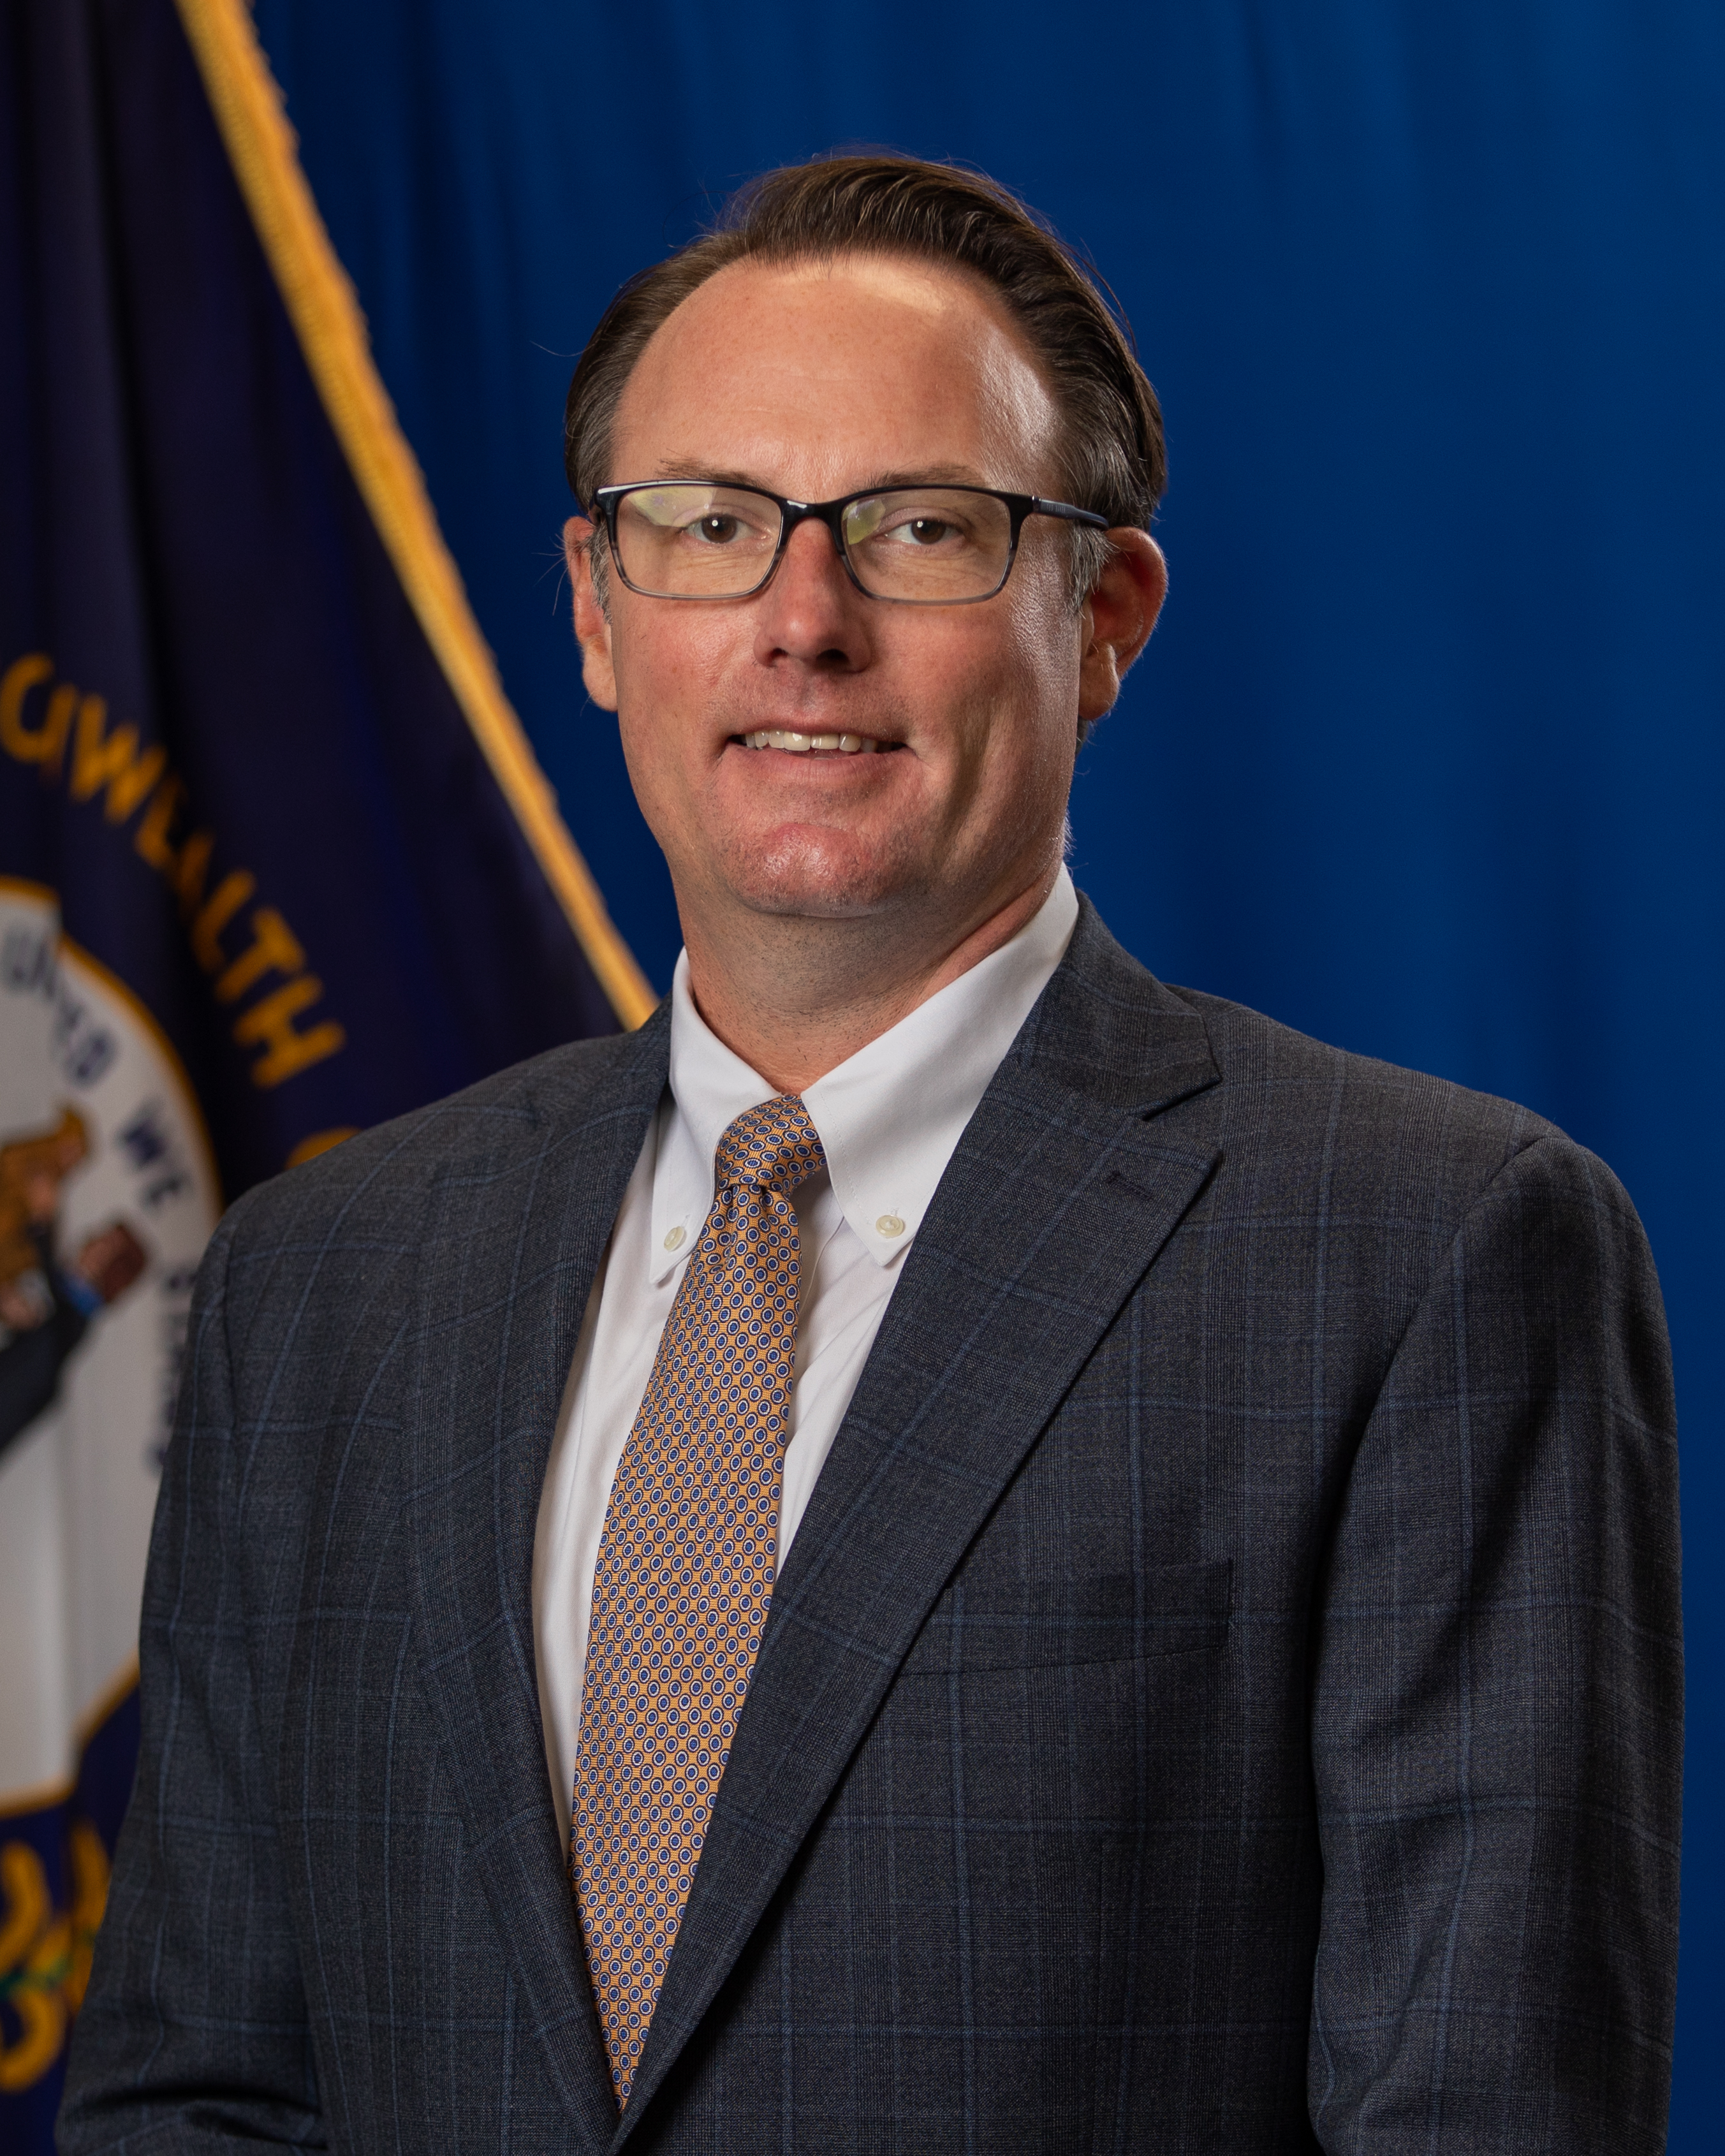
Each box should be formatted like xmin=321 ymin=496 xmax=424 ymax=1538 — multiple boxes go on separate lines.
xmin=57 ymin=1199 xmax=328 ymax=2151
xmin=1307 ymin=1133 xmax=1681 ymax=2155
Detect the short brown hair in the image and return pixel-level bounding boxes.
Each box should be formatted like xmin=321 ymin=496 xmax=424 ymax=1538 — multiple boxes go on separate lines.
xmin=564 ymin=153 xmax=1164 ymax=603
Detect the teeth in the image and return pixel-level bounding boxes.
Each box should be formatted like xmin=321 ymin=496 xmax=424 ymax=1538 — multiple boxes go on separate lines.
xmin=740 ymin=730 xmax=881 ymax=754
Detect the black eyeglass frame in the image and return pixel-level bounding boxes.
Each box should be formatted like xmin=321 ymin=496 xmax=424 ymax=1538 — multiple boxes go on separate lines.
xmin=587 ymin=481 xmax=1110 ymax=605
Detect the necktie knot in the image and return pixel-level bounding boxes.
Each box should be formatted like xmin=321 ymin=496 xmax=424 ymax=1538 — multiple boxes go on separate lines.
xmin=714 ymin=1094 xmax=826 ymax=1195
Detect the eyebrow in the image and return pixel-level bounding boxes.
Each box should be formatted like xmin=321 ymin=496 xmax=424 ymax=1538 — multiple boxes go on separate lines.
xmin=640 ymin=460 xmax=998 ymax=495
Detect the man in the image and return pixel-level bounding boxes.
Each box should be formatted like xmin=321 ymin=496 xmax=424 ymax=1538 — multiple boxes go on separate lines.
xmin=61 ymin=156 xmax=1680 ymax=2153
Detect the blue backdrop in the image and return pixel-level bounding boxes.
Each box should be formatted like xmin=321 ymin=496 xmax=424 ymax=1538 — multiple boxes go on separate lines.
xmin=251 ymin=3 xmax=1722 ymax=2141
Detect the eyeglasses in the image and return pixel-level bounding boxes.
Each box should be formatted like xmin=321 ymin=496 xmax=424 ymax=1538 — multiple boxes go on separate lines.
xmin=587 ymin=481 xmax=1108 ymax=605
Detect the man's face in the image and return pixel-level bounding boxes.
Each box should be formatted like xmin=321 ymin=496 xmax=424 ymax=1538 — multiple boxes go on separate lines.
xmin=568 ymin=254 xmax=1161 ymax=950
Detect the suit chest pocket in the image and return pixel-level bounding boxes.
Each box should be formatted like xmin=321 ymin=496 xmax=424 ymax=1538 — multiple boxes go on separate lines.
xmin=909 ymin=1558 xmax=1232 ymax=1673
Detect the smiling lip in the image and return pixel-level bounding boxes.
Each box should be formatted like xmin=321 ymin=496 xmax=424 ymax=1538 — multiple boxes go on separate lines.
xmin=735 ymin=730 xmax=895 ymax=754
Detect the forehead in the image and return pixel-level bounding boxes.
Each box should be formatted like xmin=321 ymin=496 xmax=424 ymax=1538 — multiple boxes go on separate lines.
xmin=608 ymin=252 xmax=1062 ymax=489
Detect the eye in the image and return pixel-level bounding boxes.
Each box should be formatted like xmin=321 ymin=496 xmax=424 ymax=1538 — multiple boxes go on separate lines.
xmin=873 ymin=506 xmax=973 ymax=548
xmin=627 ymin=487 xmax=774 ymax=543
xmin=843 ymin=490 xmax=1001 ymax=561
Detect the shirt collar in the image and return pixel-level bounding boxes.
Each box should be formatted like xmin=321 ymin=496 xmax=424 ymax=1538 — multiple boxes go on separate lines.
xmin=650 ymin=868 xmax=1078 ymax=1283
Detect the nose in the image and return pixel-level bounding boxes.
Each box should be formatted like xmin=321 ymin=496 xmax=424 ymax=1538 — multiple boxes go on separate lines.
xmin=750 ymin=513 xmax=872 ymax=673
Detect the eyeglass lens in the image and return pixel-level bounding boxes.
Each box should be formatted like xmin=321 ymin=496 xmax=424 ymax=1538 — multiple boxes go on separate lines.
xmin=610 ymin=484 xmax=1016 ymax=601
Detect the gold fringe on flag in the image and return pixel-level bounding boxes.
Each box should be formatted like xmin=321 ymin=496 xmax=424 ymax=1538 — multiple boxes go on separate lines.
xmin=173 ymin=0 xmax=657 ymax=1029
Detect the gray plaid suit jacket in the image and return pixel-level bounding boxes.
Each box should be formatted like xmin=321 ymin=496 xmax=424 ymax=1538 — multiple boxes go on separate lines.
xmin=59 ymin=902 xmax=1681 ymax=2154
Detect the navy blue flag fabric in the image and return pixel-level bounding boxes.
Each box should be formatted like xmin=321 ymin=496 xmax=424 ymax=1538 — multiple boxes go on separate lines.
xmin=0 ymin=1 xmax=640 ymax=2137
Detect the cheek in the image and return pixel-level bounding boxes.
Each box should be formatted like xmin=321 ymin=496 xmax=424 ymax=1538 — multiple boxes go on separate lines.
xmin=1004 ymin=556 xmax=1083 ymax=685
xmin=609 ymin=617 xmax=730 ymax=772
xmin=611 ymin=673 xmax=694 ymax=837
xmin=969 ymin=592 xmax=1083 ymax=770
xmin=927 ymin=589 xmax=1071 ymax=728
xmin=612 ymin=613 xmax=703 ymax=710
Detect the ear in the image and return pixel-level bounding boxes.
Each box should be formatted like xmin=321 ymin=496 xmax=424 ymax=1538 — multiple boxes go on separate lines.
xmin=564 ymin=515 xmax=618 ymax=710
xmin=1076 ymin=531 xmax=1167 ymax=724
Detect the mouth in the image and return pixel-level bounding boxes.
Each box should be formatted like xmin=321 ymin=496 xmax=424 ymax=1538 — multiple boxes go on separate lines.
xmin=734 ymin=730 xmax=898 ymax=755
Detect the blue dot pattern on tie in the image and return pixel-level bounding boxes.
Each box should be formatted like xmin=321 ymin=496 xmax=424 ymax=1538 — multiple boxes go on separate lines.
xmin=571 ymin=1092 xmax=826 ymax=2108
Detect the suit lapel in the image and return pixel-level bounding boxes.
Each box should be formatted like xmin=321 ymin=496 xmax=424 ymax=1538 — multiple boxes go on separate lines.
xmin=406 ymin=1011 xmax=669 ymax=2155
xmin=619 ymin=909 xmax=1224 ymax=2138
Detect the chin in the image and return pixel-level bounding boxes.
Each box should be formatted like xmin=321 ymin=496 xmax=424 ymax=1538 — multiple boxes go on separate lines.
xmin=717 ymin=830 xmax=920 ymax=921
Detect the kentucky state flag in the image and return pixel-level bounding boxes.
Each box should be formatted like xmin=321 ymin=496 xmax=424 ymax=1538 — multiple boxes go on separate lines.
xmin=0 ymin=1 xmax=651 ymax=2138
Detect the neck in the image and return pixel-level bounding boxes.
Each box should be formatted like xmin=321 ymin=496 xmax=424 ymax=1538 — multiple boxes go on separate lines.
xmin=679 ymin=865 xmax=1061 ymax=1095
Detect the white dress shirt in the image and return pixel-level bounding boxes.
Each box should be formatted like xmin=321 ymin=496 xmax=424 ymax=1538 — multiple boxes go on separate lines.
xmin=531 ymin=868 xmax=1080 ymax=1822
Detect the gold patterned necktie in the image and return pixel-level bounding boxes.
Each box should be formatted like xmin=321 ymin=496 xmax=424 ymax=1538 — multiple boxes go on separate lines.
xmin=571 ymin=1092 xmax=826 ymax=2108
